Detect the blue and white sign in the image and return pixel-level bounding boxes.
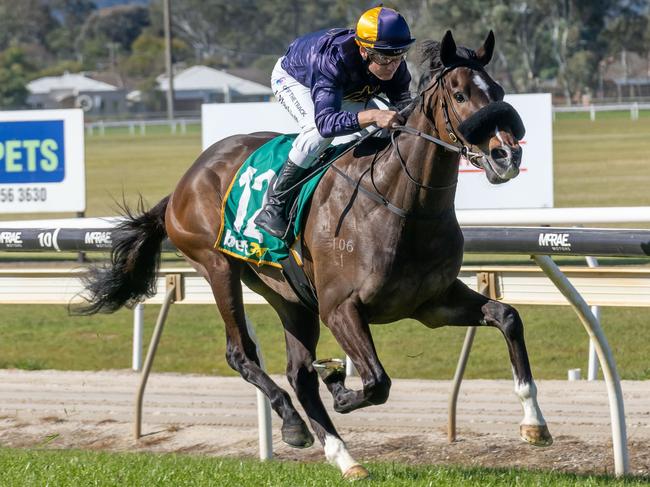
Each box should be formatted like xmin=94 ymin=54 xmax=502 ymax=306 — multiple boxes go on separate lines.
xmin=0 ymin=109 xmax=85 ymax=213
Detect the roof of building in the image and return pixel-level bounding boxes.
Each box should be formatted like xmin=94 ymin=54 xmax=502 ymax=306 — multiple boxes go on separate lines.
xmin=157 ymin=65 xmax=272 ymax=95
xmin=27 ymin=72 xmax=119 ymax=94
xmin=225 ymin=67 xmax=270 ymax=87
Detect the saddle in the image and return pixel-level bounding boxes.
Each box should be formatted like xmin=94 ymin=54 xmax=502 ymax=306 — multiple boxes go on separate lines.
xmin=215 ymin=135 xmax=350 ymax=311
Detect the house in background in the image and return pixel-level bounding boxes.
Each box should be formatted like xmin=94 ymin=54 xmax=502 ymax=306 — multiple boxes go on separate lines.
xmin=26 ymin=72 xmax=127 ymax=115
xmin=156 ymin=65 xmax=273 ymax=111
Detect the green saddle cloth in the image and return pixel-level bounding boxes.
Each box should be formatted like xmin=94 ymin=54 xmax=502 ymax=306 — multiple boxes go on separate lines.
xmin=215 ymin=134 xmax=345 ymax=268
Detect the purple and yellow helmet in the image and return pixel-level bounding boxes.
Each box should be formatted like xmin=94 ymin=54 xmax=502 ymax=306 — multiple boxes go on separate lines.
xmin=355 ymin=6 xmax=415 ymax=55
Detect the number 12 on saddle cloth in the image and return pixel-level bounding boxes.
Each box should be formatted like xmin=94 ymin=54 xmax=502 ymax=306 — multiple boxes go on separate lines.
xmin=215 ymin=134 xmax=345 ymax=267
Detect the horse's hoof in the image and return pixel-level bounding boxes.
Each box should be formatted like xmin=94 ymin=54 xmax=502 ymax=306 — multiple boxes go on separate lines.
xmin=343 ymin=464 xmax=370 ymax=481
xmin=281 ymin=422 xmax=314 ymax=448
xmin=520 ymin=424 xmax=553 ymax=447
xmin=313 ymin=358 xmax=346 ymax=384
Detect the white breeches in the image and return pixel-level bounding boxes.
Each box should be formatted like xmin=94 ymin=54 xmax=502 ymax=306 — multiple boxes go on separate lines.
xmin=271 ymin=57 xmax=385 ymax=169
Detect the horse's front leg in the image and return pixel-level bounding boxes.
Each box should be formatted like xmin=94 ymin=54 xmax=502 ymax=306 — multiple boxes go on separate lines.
xmin=321 ymin=298 xmax=391 ymax=414
xmin=413 ymin=279 xmax=553 ymax=447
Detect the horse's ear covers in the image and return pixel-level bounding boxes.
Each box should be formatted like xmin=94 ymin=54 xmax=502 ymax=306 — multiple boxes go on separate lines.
xmin=457 ymin=101 xmax=526 ymax=144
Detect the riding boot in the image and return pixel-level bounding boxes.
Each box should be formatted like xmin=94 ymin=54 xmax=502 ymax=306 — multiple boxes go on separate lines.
xmin=254 ymin=159 xmax=308 ymax=239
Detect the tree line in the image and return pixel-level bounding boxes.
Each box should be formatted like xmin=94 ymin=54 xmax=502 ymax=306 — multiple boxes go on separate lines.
xmin=1 ymin=0 xmax=648 ymax=109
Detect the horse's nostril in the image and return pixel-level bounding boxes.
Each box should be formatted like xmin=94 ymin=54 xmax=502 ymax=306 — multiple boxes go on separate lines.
xmin=490 ymin=147 xmax=509 ymax=161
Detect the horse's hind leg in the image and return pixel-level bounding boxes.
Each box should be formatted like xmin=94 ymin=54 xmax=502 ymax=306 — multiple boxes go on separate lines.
xmin=413 ymin=279 xmax=553 ymax=447
xmin=275 ymin=300 xmax=368 ymax=479
xmin=192 ymin=252 xmax=312 ymax=447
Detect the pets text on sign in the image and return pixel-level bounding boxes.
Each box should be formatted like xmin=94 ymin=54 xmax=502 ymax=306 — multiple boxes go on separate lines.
xmin=0 ymin=109 xmax=85 ymax=213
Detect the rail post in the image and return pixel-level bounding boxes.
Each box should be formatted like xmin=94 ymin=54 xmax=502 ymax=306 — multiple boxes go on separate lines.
xmin=448 ymin=271 xmax=500 ymax=442
xmin=585 ymin=256 xmax=601 ymax=380
xmin=244 ymin=316 xmax=273 ymax=460
xmin=533 ymin=255 xmax=629 ymax=476
xmin=134 ymin=274 xmax=183 ymax=439
xmin=132 ymin=303 xmax=144 ymax=371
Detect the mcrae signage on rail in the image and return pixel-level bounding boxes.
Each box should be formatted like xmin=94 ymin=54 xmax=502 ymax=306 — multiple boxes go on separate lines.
xmin=0 ymin=109 xmax=85 ymax=213
xmin=201 ymin=93 xmax=553 ymax=210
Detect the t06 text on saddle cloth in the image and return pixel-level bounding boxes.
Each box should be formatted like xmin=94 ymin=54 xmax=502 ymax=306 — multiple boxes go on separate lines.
xmin=215 ymin=134 xmax=344 ymax=267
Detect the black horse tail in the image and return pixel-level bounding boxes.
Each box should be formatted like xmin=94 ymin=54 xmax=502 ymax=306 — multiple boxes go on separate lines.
xmin=74 ymin=195 xmax=170 ymax=315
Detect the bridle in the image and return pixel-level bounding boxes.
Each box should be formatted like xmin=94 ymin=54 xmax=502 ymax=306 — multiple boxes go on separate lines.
xmin=397 ymin=63 xmax=491 ymax=170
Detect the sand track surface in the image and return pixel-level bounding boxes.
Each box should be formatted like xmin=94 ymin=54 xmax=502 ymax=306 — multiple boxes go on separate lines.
xmin=1 ymin=369 xmax=648 ymax=476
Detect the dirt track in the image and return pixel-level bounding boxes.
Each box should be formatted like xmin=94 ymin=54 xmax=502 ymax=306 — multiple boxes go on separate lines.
xmin=0 ymin=369 xmax=648 ymax=476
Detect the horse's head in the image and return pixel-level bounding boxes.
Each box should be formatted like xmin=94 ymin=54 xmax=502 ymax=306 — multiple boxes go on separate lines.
xmin=419 ymin=31 xmax=525 ymax=184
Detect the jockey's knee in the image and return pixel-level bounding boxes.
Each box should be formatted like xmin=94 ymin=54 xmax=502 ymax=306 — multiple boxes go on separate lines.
xmin=290 ymin=127 xmax=332 ymax=168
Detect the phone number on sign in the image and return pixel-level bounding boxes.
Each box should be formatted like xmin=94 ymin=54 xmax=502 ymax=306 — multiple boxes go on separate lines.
xmin=0 ymin=187 xmax=48 ymax=203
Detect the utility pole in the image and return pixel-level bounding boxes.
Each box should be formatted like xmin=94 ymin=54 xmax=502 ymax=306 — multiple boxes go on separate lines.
xmin=163 ymin=0 xmax=175 ymax=120
xmin=106 ymin=42 xmax=118 ymax=73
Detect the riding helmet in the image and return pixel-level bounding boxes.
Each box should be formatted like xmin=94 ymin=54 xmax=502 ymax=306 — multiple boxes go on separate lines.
xmin=355 ymin=6 xmax=416 ymax=56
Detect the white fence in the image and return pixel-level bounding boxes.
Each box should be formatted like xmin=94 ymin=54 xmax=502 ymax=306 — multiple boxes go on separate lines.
xmin=85 ymin=118 xmax=199 ymax=136
xmin=553 ymin=102 xmax=650 ymax=121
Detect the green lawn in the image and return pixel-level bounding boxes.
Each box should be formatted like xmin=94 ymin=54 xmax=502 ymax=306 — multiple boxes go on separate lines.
xmin=0 ymin=449 xmax=645 ymax=487
xmin=0 ymin=303 xmax=647 ymax=380
xmin=553 ymin=115 xmax=650 ymax=207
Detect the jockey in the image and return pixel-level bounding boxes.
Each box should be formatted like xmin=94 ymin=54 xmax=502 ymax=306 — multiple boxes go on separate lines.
xmin=255 ymin=5 xmax=415 ymax=239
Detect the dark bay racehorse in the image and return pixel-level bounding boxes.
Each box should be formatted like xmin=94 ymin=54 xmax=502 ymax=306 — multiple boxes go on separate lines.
xmin=79 ymin=31 xmax=552 ymax=479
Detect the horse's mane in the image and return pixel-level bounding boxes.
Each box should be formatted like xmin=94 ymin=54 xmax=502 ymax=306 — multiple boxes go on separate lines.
xmin=417 ymin=40 xmax=480 ymax=90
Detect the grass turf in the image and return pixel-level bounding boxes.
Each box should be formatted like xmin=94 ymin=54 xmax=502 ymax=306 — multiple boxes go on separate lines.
xmin=0 ymin=449 xmax=647 ymax=486
xmin=0 ymin=303 xmax=648 ymax=380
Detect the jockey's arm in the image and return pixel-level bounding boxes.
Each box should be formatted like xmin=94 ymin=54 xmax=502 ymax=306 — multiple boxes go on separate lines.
xmin=358 ymin=109 xmax=404 ymax=129
xmin=311 ymin=61 xmax=406 ymax=135
xmin=312 ymin=73 xmax=405 ymax=131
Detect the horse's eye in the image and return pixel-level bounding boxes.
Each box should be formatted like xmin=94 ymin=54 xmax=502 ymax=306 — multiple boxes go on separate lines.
xmin=454 ymin=93 xmax=466 ymax=103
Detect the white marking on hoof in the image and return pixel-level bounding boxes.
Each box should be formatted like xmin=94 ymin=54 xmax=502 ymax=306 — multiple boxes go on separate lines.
xmin=324 ymin=434 xmax=361 ymax=476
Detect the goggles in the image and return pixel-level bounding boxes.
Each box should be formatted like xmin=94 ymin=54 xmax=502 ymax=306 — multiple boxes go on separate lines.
xmin=367 ymin=49 xmax=408 ymax=66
